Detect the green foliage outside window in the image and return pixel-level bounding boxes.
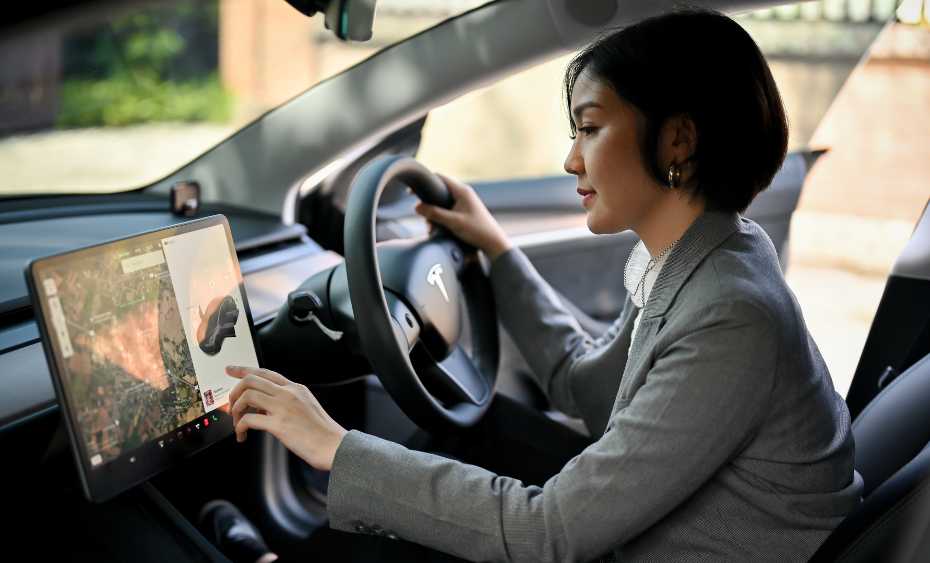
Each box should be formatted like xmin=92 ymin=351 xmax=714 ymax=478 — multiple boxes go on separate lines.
xmin=57 ymin=1 xmax=233 ymax=128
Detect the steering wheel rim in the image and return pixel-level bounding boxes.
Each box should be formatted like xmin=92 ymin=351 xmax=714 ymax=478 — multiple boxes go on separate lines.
xmin=343 ymin=155 xmax=499 ymax=430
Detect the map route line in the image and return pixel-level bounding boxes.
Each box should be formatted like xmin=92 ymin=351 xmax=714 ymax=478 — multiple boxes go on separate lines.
xmin=118 ymin=296 xmax=147 ymax=309
xmin=67 ymin=318 xmax=91 ymax=334
xmin=90 ymin=311 xmax=114 ymax=324
xmin=166 ymin=372 xmax=198 ymax=389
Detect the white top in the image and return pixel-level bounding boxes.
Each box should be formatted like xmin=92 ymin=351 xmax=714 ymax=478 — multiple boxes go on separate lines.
xmin=624 ymin=241 xmax=671 ymax=353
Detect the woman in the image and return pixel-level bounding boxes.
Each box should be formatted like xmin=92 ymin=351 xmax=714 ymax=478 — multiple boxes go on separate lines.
xmin=222 ymin=8 xmax=863 ymax=562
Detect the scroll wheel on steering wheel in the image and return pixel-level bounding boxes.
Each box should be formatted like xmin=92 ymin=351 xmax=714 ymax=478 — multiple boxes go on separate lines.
xmin=288 ymin=290 xmax=323 ymax=317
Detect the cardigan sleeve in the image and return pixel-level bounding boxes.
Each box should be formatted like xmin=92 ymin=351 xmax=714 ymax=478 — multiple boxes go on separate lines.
xmin=488 ymin=247 xmax=630 ymax=418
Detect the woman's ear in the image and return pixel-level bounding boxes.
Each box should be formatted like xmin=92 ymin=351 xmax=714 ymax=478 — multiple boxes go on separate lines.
xmin=658 ymin=114 xmax=698 ymax=186
xmin=669 ymin=113 xmax=698 ymax=162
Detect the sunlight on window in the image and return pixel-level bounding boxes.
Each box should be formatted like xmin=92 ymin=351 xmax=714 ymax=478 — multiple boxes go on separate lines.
xmin=897 ymin=0 xmax=930 ymax=24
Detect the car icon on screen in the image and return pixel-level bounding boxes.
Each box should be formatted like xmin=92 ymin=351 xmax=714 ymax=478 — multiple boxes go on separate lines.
xmin=197 ymin=295 xmax=239 ymax=356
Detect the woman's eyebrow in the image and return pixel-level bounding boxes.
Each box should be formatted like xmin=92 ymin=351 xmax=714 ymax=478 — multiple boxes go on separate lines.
xmin=572 ymin=101 xmax=603 ymax=120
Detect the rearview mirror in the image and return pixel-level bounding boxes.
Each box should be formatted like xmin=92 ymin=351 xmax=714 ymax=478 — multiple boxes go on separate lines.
xmin=283 ymin=0 xmax=376 ymax=42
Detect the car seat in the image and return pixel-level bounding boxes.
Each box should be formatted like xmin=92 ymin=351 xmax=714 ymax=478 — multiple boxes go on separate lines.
xmin=809 ymin=352 xmax=930 ymax=561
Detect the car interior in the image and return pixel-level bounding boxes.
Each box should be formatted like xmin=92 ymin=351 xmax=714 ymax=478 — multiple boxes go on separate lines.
xmin=2 ymin=0 xmax=930 ymax=561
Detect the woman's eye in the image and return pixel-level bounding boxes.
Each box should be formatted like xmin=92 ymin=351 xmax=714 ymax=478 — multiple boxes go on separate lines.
xmin=568 ymin=126 xmax=597 ymax=140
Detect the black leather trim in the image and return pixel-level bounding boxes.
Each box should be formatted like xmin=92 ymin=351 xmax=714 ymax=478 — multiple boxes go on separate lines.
xmin=853 ymin=353 xmax=930 ymax=497
xmin=811 ymin=443 xmax=930 ymax=562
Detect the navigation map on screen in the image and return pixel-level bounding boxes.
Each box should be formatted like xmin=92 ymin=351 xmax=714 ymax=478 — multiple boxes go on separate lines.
xmin=36 ymin=223 xmax=258 ymax=468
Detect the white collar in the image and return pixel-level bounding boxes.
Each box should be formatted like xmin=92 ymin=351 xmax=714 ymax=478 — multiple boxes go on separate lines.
xmin=624 ymin=241 xmax=672 ymax=309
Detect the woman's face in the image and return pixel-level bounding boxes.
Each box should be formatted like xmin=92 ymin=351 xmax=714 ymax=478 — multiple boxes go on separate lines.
xmin=564 ymin=71 xmax=664 ymax=235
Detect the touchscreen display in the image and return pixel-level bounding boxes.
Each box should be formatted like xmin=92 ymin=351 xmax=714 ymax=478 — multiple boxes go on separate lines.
xmin=29 ymin=216 xmax=259 ymax=501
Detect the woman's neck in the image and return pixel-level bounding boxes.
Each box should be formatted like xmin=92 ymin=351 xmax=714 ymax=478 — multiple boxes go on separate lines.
xmin=636 ymin=192 xmax=707 ymax=258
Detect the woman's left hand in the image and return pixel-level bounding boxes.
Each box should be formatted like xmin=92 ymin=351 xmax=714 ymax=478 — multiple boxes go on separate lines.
xmin=226 ymin=366 xmax=347 ymax=471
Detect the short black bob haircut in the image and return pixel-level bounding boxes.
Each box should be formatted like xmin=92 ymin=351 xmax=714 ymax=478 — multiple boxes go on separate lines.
xmin=564 ymin=8 xmax=789 ymax=213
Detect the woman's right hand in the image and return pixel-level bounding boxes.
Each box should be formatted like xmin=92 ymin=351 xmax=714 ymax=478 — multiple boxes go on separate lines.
xmin=414 ymin=173 xmax=513 ymax=261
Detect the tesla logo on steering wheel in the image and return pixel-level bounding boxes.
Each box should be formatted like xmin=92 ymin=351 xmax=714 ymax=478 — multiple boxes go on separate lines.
xmin=427 ymin=264 xmax=450 ymax=303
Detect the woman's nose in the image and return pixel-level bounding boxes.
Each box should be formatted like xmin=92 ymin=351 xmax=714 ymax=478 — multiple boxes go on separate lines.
xmin=564 ymin=140 xmax=583 ymax=176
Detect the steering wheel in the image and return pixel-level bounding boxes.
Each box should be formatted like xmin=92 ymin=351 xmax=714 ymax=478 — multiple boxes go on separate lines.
xmin=343 ymin=155 xmax=499 ymax=431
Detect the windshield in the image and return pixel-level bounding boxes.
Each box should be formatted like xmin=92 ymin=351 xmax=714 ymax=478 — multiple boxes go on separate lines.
xmin=0 ymin=0 xmax=489 ymax=197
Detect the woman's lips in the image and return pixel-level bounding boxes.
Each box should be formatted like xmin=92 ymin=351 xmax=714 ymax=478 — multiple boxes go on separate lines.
xmin=577 ymin=186 xmax=597 ymax=207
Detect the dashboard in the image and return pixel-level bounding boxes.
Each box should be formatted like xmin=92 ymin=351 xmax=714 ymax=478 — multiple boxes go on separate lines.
xmin=0 ymin=203 xmax=343 ymax=435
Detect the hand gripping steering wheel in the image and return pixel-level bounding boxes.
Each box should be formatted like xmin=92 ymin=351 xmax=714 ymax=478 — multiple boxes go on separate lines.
xmin=343 ymin=155 xmax=499 ymax=430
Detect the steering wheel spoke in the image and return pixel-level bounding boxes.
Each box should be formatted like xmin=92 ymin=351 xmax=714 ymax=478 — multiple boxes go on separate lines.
xmin=412 ymin=345 xmax=490 ymax=407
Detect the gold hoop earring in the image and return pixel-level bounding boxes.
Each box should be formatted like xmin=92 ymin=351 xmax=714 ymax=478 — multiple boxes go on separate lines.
xmin=667 ymin=163 xmax=682 ymax=189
